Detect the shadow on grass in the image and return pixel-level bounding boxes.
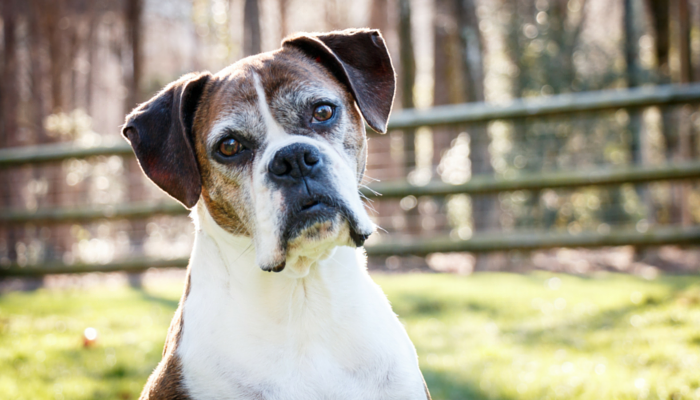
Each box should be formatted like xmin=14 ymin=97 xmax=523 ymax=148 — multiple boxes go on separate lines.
xmin=423 ymin=367 xmax=516 ymax=400
xmin=503 ymin=281 xmax=700 ymax=350
xmin=395 ymin=293 xmax=504 ymax=319
xmin=133 ymin=287 xmax=180 ymax=310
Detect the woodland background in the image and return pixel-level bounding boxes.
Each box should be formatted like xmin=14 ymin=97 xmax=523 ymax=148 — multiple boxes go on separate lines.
xmin=1 ymin=0 xmax=699 ymax=276
xmin=2 ymin=1 xmax=700 ymax=399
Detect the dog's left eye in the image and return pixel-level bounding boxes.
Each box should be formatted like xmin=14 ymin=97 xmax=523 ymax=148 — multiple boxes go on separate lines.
xmin=219 ymin=138 xmax=244 ymax=157
xmin=312 ymin=105 xmax=334 ymax=122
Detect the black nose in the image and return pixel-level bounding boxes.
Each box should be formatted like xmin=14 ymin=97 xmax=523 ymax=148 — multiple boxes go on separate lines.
xmin=268 ymin=143 xmax=322 ymax=185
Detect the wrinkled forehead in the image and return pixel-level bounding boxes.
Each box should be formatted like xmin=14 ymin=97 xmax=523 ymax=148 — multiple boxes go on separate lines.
xmin=194 ymin=49 xmax=351 ymax=142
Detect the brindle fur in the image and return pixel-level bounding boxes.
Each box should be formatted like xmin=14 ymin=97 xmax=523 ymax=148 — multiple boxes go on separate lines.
xmin=192 ymin=47 xmax=367 ymax=236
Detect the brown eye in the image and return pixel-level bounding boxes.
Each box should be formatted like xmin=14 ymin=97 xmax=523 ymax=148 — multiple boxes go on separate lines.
xmin=219 ymin=138 xmax=243 ymax=157
xmin=312 ymin=105 xmax=334 ymax=122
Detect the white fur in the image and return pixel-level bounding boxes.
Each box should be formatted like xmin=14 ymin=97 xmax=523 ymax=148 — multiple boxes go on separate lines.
xmin=247 ymin=74 xmax=374 ymax=271
xmin=175 ymin=69 xmax=426 ymax=399
xmin=178 ymin=204 xmax=427 ymax=399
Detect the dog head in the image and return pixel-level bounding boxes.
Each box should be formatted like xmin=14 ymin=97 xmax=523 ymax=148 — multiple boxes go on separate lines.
xmin=122 ymin=29 xmax=395 ymax=274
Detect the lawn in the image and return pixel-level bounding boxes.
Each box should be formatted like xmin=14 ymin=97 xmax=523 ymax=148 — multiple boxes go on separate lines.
xmin=1 ymin=272 xmax=700 ymax=400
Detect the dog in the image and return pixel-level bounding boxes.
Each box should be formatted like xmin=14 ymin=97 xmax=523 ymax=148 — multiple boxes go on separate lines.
xmin=122 ymin=28 xmax=430 ymax=400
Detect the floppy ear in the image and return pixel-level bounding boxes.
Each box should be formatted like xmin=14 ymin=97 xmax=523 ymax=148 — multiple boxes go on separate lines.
xmin=282 ymin=28 xmax=396 ymax=133
xmin=122 ymin=72 xmax=211 ymax=208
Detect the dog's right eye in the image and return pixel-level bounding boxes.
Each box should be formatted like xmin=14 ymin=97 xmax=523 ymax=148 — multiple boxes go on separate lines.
xmin=219 ymin=138 xmax=244 ymax=157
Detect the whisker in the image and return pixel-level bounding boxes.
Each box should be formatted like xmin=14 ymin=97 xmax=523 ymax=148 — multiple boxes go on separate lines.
xmin=362 ymin=175 xmax=380 ymax=183
xmin=233 ymin=242 xmax=254 ymax=264
xmin=359 ymin=193 xmax=376 ymax=204
xmin=359 ymin=184 xmax=381 ymax=197
xmin=361 ymin=200 xmax=378 ymax=214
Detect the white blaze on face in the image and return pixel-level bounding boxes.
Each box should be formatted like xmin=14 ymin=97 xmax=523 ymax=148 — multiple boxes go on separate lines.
xmin=249 ymin=72 xmax=375 ymax=272
xmin=251 ymin=73 xmax=288 ymax=270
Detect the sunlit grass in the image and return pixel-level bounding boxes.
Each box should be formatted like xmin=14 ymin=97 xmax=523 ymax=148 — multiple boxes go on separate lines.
xmin=0 ymin=283 xmax=182 ymax=400
xmin=375 ymin=272 xmax=700 ymax=400
xmin=2 ymin=272 xmax=700 ymax=399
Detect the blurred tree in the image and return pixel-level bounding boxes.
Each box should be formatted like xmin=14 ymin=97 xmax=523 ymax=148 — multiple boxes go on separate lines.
xmin=0 ymin=0 xmax=146 ymax=270
xmin=398 ymin=0 xmax=415 ymax=112
xmin=434 ymin=0 xmax=497 ymax=269
xmin=0 ymin=0 xmax=19 ymax=264
xmin=28 ymin=1 xmax=47 ymax=141
xmin=1 ymin=0 xmax=18 ymax=146
xmin=125 ymin=0 xmax=144 ymax=110
xmin=457 ymin=0 xmax=498 ymax=271
xmin=646 ymin=0 xmax=671 ymax=83
xmin=371 ymin=0 xmax=390 ymax=36
xmin=676 ymin=0 xmax=695 ymax=226
xmin=624 ymin=0 xmax=642 ymax=164
xmin=125 ymin=0 xmax=146 ymax=288
xmin=678 ymin=0 xmax=693 ymax=84
xmin=398 ymin=0 xmax=416 ymax=177
xmin=279 ymin=0 xmax=289 ymax=38
xmin=370 ymin=0 xmax=405 ymax=183
xmin=397 ymin=0 xmax=421 ymax=235
xmin=45 ymin=1 xmax=66 ymax=114
xmin=244 ymin=0 xmax=261 ymax=56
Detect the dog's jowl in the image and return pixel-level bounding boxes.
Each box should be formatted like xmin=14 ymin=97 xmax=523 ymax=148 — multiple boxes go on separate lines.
xmin=123 ymin=28 xmax=431 ymax=400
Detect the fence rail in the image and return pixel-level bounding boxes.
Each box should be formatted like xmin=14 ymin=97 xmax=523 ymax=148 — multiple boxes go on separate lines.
xmin=387 ymin=82 xmax=700 ymax=129
xmin=3 ymin=226 xmax=699 ymax=277
xmin=2 ymin=162 xmax=700 ymax=225
xmin=3 ymin=83 xmax=700 ymax=168
xmin=2 ymin=83 xmax=700 ymax=276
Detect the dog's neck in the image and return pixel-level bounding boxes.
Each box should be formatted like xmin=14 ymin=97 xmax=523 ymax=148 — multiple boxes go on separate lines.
xmin=188 ymin=202 xmax=369 ymax=325
xmin=171 ymin=203 xmax=426 ymax=399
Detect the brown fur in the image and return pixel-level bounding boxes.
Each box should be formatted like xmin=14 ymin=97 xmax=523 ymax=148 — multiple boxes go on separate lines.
xmin=191 ymin=46 xmax=368 ymax=235
xmin=138 ymin=271 xmax=192 ymax=400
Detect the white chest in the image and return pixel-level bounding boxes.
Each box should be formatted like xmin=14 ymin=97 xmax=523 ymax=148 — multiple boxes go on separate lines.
xmin=177 ymin=241 xmax=426 ymax=400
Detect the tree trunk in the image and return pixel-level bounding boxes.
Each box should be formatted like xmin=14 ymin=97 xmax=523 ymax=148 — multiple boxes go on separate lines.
xmin=457 ymin=0 xmax=497 ymax=271
xmin=625 ymin=0 xmax=653 ymax=264
xmin=676 ymin=0 xmax=693 ymax=226
xmin=46 ymin=4 xmax=65 ymax=113
xmin=646 ymin=0 xmax=671 ymax=82
xmin=370 ymin=0 xmax=390 ymax=34
xmin=1 ymin=0 xmax=18 ymax=266
xmin=278 ymin=0 xmax=288 ymax=39
xmin=624 ymin=0 xmax=644 ymax=168
xmin=244 ymin=0 xmax=262 ymax=57
xmin=397 ymin=0 xmax=420 ymax=234
xmin=125 ymin=0 xmax=146 ymax=288
xmin=125 ymin=0 xmax=143 ymax=110
xmin=398 ymin=0 xmax=416 ymax=171
xmin=2 ymin=0 xmax=19 ymax=144
xmin=28 ymin=2 xmax=47 ymax=142
xmin=398 ymin=0 xmax=415 ymax=111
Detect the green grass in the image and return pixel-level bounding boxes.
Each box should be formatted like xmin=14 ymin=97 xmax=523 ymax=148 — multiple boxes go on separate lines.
xmin=2 ymin=272 xmax=700 ymax=399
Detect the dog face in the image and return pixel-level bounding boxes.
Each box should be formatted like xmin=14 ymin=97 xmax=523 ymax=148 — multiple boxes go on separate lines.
xmin=122 ymin=29 xmax=395 ymax=273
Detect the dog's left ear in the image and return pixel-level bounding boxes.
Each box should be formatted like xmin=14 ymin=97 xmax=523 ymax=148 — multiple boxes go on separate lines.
xmin=283 ymin=29 xmax=396 ymax=133
xmin=122 ymin=72 xmax=212 ymax=208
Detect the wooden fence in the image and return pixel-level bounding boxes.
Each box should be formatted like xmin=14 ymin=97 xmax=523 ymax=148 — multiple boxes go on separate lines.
xmin=2 ymin=84 xmax=700 ymax=276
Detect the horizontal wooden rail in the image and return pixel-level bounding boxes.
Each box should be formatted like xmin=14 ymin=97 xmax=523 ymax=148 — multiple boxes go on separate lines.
xmin=0 ymin=201 xmax=187 ymax=224
xmin=364 ymin=162 xmax=700 ymax=198
xmin=0 ymin=257 xmax=189 ymax=276
xmin=2 ymin=162 xmax=699 ymax=224
xmin=386 ymin=83 xmax=700 ymax=130
xmin=365 ymin=226 xmax=700 ymax=256
xmin=3 ymin=84 xmax=700 ymax=168
xmin=0 ymin=141 xmax=132 ymax=168
xmin=2 ymin=226 xmax=698 ymax=276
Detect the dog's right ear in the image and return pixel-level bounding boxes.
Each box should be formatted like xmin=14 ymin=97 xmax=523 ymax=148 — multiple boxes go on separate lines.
xmin=122 ymin=72 xmax=211 ymax=208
